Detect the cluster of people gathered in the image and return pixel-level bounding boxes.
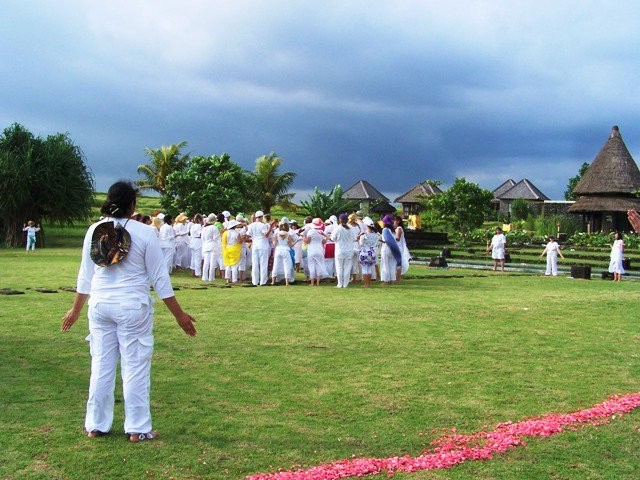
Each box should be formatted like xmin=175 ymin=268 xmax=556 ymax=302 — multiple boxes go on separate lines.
xmin=129 ymin=209 xmax=412 ymax=288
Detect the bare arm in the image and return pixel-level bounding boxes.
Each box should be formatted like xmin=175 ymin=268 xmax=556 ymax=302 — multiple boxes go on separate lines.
xmin=61 ymin=292 xmax=89 ymax=332
xmin=162 ymin=296 xmax=197 ymax=336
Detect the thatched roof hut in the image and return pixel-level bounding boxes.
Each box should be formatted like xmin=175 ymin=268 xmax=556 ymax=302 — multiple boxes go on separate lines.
xmin=394 ymin=181 xmax=443 ymax=217
xmin=568 ymin=126 xmax=640 ymax=232
xmin=492 ymin=178 xmax=548 ymax=215
xmin=342 ymin=180 xmax=389 ymax=212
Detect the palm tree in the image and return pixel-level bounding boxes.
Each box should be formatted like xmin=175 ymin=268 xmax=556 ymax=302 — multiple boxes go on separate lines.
xmin=136 ymin=141 xmax=189 ymax=194
xmin=251 ymin=152 xmax=297 ymax=213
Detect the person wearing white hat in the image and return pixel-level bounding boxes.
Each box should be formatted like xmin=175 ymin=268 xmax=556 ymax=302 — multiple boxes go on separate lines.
xmin=221 ymin=210 xmax=231 ymax=229
xmin=235 ymin=214 xmax=250 ymax=281
xmin=304 ymin=218 xmax=328 ymax=286
xmin=245 ymin=210 xmax=274 ymax=286
xmin=271 ymin=221 xmax=296 ymax=286
xmin=201 ymin=213 xmax=221 ymax=282
xmin=358 ymin=218 xmax=381 ymax=287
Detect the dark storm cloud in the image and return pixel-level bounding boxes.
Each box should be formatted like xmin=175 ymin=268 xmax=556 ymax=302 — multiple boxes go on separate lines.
xmin=2 ymin=1 xmax=640 ymax=201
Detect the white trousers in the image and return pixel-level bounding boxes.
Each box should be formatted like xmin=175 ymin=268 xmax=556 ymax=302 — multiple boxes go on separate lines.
xmin=251 ymin=248 xmax=269 ymax=285
xmin=334 ymin=255 xmax=353 ymax=287
xmin=85 ymin=302 xmax=154 ymax=434
xmin=225 ymin=263 xmax=239 ymax=283
xmin=190 ymin=246 xmax=202 ymax=276
xmin=202 ymin=250 xmax=218 ymax=281
xmin=546 ymin=252 xmax=558 ymax=276
xmin=272 ymin=248 xmax=293 ymax=281
xmin=161 ymin=247 xmax=174 ymax=274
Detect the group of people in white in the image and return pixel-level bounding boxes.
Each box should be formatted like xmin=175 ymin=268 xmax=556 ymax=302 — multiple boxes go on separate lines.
xmin=134 ymin=209 xmax=412 ymax=288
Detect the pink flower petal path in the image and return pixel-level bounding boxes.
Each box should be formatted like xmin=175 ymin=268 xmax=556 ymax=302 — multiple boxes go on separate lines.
xmin=247 ymin=392 xmax=640 ymax=480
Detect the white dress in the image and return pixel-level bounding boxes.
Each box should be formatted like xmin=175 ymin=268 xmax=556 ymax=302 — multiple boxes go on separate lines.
xmin=609 ymin=239 xmax=625 ymax=274
xmin=490 ymin=234 xmax=506 ymax=260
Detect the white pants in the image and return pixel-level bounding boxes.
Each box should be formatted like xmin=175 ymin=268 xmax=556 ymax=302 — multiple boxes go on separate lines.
xmin=307 ymin=251 xmax=327 ymax=279
xmin=26 ymin=236 xmax=36 ymax=251
xmin=546 ymin=252 xmax=558 ymax=276
xmin=190 ymin=246 xmax=202 ymax=276
xmin=85 ymin=301 xmax=154 ymax=434
xmin=202 ymin=250 xmax=218 ymax=281
xmin=225 ymin=263 xmax=239 ymax=283
xmin=334 ymin=255 xmax=353 ymax=287
xmin=251 ymin=248 xmax=269 ymax=285
xmin=272 ymin=248 xmax=293 ymax=281
xmin=161 ymin=247 xmax=174 ymax=274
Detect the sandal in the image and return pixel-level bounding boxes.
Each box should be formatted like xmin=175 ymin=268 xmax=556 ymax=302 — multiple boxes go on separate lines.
xmin=87 ymin=430 xmax=108 ymax=438
xmin=129 ymin=430 xmax=159 ymax=442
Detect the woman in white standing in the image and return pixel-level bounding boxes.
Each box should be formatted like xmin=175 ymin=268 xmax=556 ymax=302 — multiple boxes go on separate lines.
xmin=304 ymin=218 xmax=328 ymax=286
xmin=189 ymin=214 xmax=204 ymax=277
xmin=201 ymin=213 xmax=220 ymax=282
xmin=222 ymin=220 xmax=244 ymax=284
xmin=173 ymin=213 xmax=190 ymax=270
xmin=379 ymin=215 xmax=402 ymax=284
xmin=331 ymin=214 xmax=357 ymax=288
xmin=539 ymin=234 xmax=564 ymax=276
xmin=486 ymin=227 xmax=507 ymax=272
xmin=394 ymin=216 xmax=411 ymax=279
xmin=271 ymin=222 xmax=296 ymax=286
xmin=159 ymin=214 xmax=176 ymax=274
xmin=61 ymin=181 xmax=196 ymax=442
xmin=608 ymin=231 xmax=625 ymax=282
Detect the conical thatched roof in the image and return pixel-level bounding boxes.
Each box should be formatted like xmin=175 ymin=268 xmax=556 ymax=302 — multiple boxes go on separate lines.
xmin=573 ymin=126 xmax=640 ymax=195
xmin=569 ymin=195 xmax=640 ymax=213
xmin=342 ymin=180 xmax=389 ymax=201
xmin=394 ymin=182 xmax=443 ymax=203
xmin=492 ymin=179 xmax=516 ymax=199
xmin=500 ymin=179 xmax=549 ymax=201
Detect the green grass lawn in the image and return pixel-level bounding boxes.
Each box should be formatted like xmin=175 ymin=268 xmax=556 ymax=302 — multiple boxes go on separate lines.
xmin=1 ymin=246 xmax=639 ymax=479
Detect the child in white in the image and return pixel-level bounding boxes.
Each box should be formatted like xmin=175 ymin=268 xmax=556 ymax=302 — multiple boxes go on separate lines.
xmin=539 ymin=234 xmax=564 ymax=276
xmin=23 ymin=221 xmax=41 ymax=252
xmin=608 ymin=231 xmax=625 ymax=282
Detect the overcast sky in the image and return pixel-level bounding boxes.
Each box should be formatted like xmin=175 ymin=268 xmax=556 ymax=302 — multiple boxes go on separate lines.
xmin=2 ymin=1 xmax=639 ymax=202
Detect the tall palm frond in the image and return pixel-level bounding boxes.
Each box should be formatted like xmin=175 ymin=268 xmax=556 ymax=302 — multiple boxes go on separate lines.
xmin=252 ymin=152 xmax=297 ymax=213
xmin=136 ymin=141 xmax=189 ymax=194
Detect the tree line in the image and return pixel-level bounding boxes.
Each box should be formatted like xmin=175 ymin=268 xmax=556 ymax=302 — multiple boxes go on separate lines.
xmin=0 ymin=122 xmax=592 ymax=248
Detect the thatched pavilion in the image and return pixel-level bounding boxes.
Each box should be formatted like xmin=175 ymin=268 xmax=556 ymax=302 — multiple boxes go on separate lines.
xmin=342 ymin=180 xmax=389 ymax=213
xmin=394 ymin=181 xmax=443 ymax=218
xmin=568 ymin=126 xmax=640 ymax=233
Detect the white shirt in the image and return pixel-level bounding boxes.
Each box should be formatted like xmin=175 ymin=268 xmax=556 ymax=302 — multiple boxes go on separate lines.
xmin=331 ymin=225 xmax=357 ymax=258
xmin=77 ymin=218 xmax=174 ymax=305
xmin=201 ymin=224 xmax=220 ymax=253
xmin=159 ymin=223 xmax=175 ymax=248
xmin=247 ymin=221 xmax=269 ymax=250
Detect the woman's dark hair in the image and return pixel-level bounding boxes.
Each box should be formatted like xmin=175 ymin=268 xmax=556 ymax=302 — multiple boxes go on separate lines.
xmin=616 ymin=231 xmax=623 ymax=240
xmin=141 ymin=215 xmax=151 ymax=224
xmin=279 ymin=222 xmax=290 ymax=232
xmin=164 ymin=214 xmax=173 ymax=225
xmin=101 ymin=181 xmax=138 ymax=218
xmin=394 ymin=216 xmax=404 ymax=229
xmin=217 ymin=213 xmax=225 ymax=223
xmin=193 ymin=214 xmax=203 ymax=224
xmin=304 ymin=215 xmax=313 ymax=225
